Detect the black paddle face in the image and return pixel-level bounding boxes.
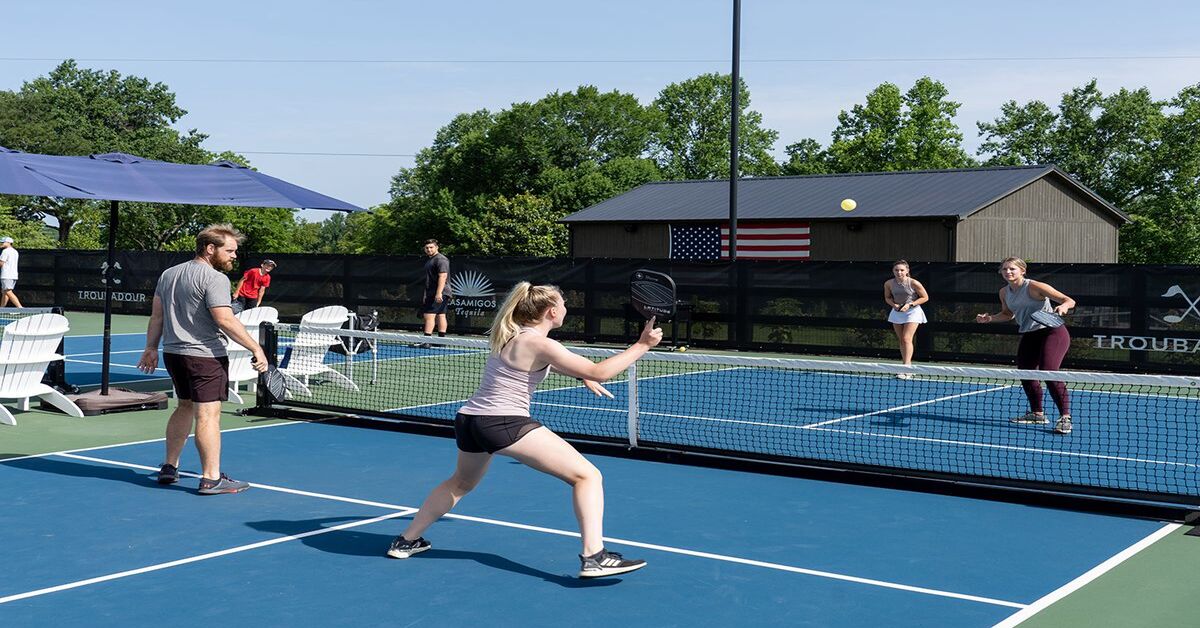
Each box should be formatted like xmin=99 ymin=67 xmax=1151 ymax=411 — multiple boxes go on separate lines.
xmin=631 ymin=270 xmax=677 ymax=321
xmin=263 ymin=366 xmax=287 ymax=401
xmin=1030 ymin=309 xmax=1065 ymax=328
xmin=253 ymin=356 xmax=288 ymax=401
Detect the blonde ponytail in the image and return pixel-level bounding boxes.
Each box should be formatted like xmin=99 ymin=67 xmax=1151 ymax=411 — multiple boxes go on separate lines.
xmin=487 ymin=282 xmax=562 ymax=352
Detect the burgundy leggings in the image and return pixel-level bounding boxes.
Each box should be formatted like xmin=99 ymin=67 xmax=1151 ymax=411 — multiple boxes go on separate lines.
xmin=1016 ymin=326 xmax=1071 ymax=415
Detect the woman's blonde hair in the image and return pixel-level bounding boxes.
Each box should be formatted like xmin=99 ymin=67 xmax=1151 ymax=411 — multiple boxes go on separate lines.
xmin=1000 ymin=257 xmax=1028 ymax=272
xmin=488 ymin=282 xmax=562 ymax=352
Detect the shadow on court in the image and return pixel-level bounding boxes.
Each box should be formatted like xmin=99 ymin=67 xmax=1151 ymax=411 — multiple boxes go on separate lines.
xmin=1 ymin=455 xmax=191 ymax=491
xmin=245 ymin=517 xmax=621 ymax=588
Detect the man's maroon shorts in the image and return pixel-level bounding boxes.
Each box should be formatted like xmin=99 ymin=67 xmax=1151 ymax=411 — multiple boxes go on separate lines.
xmin=163 ymin=353 xmax=229 ymax=403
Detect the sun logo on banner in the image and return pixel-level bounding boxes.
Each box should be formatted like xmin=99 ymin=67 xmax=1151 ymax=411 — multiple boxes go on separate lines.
xmin=450 ymin=270 xmax=493 ymax=298
xmin=449 ymin=270 xmax=497 ymax=317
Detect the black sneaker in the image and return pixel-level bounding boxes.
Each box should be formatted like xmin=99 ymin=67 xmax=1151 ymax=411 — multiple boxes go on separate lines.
xmin=387 ymin=536 xmax=431 ymax=559
xmin=197 ymin=473 xmax=250 ymax=495
xmin=578 ymin=548 xmax=647 ymax=578
xmin=156 ymin=463 xmax=179 ymax=485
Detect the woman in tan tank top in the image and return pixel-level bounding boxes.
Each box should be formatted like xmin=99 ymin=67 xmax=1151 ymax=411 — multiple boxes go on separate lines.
xmin=387 ymin=282 xmax=663 ymax=579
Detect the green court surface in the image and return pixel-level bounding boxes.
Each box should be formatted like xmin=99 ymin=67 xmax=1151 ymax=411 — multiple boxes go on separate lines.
xmin=64 ymin=311 xmax=153 ymax=336
xmin=3 ymin=310 xmax=1198 ymax=627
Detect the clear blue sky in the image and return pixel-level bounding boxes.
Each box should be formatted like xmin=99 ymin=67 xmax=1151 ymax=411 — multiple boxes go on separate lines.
xmin=3 ymin=0 xmax=1198 ymax=221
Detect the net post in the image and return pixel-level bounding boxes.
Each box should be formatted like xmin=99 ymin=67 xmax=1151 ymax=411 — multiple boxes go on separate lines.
xmin=626 ymin=363 xmax=639 ymax=448
xmin=255 ymin=322 xmax=278 ymax=410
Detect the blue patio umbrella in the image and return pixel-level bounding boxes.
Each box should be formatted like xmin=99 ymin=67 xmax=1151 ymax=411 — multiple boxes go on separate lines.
xmin=0 ymin=146 xmax=365 ymax=394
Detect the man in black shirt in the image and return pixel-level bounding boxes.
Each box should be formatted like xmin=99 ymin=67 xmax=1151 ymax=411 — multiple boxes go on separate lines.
xmin=420 ymin=239 xmax=450 ymax=342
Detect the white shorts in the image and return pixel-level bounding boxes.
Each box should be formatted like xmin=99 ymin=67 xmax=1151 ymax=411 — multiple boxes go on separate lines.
xmin=887 ymin=305 xmax=927 ymax=324
xmin=0 ymin=279 xmax=15 ymax=292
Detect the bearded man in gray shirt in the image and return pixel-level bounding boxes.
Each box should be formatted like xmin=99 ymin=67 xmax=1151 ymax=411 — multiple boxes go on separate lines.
xmin=137 ymin=224 xmax=267 ymax=494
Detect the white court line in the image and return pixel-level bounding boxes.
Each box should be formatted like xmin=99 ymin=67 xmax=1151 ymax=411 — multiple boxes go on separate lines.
xmin=434 ymin=510 xmax=1025 ymax=609
xmin=67 ymin=349 xmax=145 ymax=358
xmin=0 ymin=509 xmax=415 ymax=605
xmin=64 ymin=332 xmax=147 ymax=339
xmin=0 ymin=419 xmax=313 ymax=464
xmin=64 ymin=357 xmax=167 ymax=373
xmin=57 ymin=453 xmax=413 ymax=510
xmin=800 ymin=385 xmax=1015 ymax=428
xmin=991 ymin=523 xmax=1180 ymax=627
xmin=4 ymin=450 xmax=1026 ymax=609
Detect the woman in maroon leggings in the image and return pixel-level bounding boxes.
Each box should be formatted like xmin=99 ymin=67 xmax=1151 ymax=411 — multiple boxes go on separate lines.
xmin=975 ymin=257 xmax=1076 ymax=434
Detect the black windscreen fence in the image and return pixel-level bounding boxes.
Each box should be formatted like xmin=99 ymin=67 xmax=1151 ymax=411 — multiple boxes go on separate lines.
xmin=16 ymin=249 xmax=1200 ymax=374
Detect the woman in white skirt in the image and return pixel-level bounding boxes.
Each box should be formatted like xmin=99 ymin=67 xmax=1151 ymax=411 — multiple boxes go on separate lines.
xmin=883 ymin=260 xmax=929 ymax=377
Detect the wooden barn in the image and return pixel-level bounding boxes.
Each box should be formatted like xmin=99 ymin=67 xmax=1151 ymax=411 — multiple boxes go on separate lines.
xmin=562 ymin=165 xmax=1127 ymax=262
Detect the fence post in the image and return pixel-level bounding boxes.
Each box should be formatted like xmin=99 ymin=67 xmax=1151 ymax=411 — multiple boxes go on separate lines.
xmin=584 ymin=260 xmax=598 ymax=342
xmin=735 ymin=262 xmax=752 ymax=348
xmin=1130 ymin=267 xmax=1149 ymax=371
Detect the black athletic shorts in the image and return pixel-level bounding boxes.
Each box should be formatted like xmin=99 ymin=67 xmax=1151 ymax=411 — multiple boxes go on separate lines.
xmin=163 ymin=353 xmax=229 ymax=403
xmin=419 ymin=295 xmax=450 ymax=315
xmin=454 ymin=412 xmax=543 ymax=454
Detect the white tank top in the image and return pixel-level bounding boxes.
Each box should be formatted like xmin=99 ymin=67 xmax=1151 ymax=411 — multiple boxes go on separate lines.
xmin=457 ymin=328 xmax=551 ymax=417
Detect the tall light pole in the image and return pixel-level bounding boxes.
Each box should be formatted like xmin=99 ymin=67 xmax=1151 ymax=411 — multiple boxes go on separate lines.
xmin=729 ymin=0 xmax=741 ymax=261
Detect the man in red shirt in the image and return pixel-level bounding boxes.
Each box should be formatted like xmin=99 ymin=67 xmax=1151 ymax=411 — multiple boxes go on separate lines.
xmin=233 ymin=259 xmax=276 ymax=312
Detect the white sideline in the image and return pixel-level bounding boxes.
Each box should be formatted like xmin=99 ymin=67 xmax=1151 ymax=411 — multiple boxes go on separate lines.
xmin=991 ymin=523 xmax=1180 ymax=627
xmin=0 ymin=510 xmax=415 ymax=605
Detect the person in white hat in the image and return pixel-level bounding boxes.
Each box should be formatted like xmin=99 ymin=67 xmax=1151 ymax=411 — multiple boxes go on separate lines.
xmin=0 ymin=236 xmax=21 ymax=308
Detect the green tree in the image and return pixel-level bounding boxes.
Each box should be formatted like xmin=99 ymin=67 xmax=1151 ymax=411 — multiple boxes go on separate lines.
xmin=825 ymin=77 xmax=974 ymax=172
xmin=650 ymin=73 xmax=780 ymax=179
xmin=380 ymin=85 xmax=662 ymax=255
xmin=0 ymin=62 xmax=307 ymax=252
xmin=781 ymin=138 xmax=832 ymax=175
xmin=465 ymin=193 xmax=569 ymax=256
xmin=0 ymin=61 xmax=210 ymax=245
xmin=0 ymin=204 xmax=57 ymax=248
xmin=977 ymin=80 xmax=1199 ymax=262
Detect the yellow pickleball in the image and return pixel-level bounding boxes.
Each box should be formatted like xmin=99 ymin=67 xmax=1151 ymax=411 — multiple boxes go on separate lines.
xmin=841 ymin=198 xmax=857 ymax=211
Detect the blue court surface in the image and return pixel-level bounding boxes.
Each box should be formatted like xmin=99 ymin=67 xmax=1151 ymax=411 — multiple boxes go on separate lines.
xmin=0 ymin=419 xmax=1172 ymax=627
xmin=61 ymin=332 xmax=169 ymax=388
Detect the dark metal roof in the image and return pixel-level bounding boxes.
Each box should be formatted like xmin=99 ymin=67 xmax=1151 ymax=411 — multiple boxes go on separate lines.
xmin=561 ymin=165 xmax=1128 ymax=224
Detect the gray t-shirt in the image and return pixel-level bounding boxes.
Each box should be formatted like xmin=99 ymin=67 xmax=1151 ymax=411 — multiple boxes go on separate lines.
xmin=423 ymin=253 xmax=451 ymax=298
xmin=155 ymin=260 xmax=232 ymax=357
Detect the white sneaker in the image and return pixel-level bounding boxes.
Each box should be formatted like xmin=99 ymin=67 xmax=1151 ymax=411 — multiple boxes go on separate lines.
xmin=1054 ymin=415 xmax=1073 ymax=434
xmin=1010 ymin=412 xmax=1049 ymax=425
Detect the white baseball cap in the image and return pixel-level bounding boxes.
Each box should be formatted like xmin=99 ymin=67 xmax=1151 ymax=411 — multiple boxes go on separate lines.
xmin=0 ymin=236 xmax=13 ymax=243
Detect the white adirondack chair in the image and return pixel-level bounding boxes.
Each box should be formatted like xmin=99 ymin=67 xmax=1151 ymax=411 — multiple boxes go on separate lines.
xmin=279 ymin=305 xmax=359 ymax=395
xmin=226 ymin=306 xmax=279 ymax=404
xmin=0 ymin=313 xmax=84 ymax=426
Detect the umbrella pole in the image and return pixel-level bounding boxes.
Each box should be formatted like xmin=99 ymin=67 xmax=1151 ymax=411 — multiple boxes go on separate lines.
xmin=100 ymin=200 xmax=118 ymax=395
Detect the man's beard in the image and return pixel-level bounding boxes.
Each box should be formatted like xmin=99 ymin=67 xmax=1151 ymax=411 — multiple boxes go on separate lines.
xmin=218 ymin=257 xmax=234 ymax=271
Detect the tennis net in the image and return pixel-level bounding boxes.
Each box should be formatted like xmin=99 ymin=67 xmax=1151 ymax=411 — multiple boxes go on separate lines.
xmin=255 ymin=324 xmax=1200 ymax=507
xmin=0 ymin=306 xmax=59 ymax=328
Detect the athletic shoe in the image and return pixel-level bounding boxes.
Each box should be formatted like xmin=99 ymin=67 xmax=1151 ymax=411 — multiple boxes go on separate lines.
xmin=198 ymin=473 xmax=250 ymax=495
xmin=578 ymin=548 xmax=647 ymax=578
xmin=1054 ymin=415 xmax=1073 ymax=434
xmin=387 ymin=536 xmax=431 ymax=559
xmin=156 ymin=463 xmax=179 ymax=485
xmin=895 ymin=373 xmax=913 ymax=380
xmin=1010 ymin=412 xmax=1049 ymax=425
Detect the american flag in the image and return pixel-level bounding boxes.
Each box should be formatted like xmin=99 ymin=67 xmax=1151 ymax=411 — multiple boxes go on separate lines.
xmin=670 ymin=222 xmax=811 ymax=260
